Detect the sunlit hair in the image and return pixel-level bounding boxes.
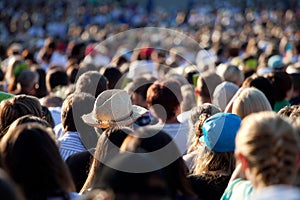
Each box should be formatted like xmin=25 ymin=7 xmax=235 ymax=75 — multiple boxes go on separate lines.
xmin=236 ymin=111 xmax=299 ymax=187
xmin=187 ymin=103 xmax=221 ymax=153
xmin=193 ymin=147 xmax=236 ymax=179
xmin=217 ymin=64 xmax=244 ymax=86
xmin=7 ymin=115 xmax=51 ymax=133
xmin=232 ymin=87 xmax=272 ymax=119
xmin=196 ymin=71 xmax=222 ymax=104
xmin=278 ymin=105 xmax=300 ymax=119
xmin=0 ymin=95 xmax=43 ymax=138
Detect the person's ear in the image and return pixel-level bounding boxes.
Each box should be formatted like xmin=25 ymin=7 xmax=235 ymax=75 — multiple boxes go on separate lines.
xmin=237 ymin=152 xmax=249 ymax=171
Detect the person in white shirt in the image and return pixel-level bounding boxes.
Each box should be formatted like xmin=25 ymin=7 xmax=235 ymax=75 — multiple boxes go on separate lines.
xmin=146 ymin=78 xmax=189 ymax=155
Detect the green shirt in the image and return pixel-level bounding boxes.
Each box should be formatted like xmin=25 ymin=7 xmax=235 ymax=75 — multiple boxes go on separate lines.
xmin=273 ymin=100 xmax=291 ymax=113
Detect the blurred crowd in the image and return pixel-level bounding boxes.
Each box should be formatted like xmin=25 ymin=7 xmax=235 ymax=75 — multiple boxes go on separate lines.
xmin=0 ymin=0 xmax=299 ymax=200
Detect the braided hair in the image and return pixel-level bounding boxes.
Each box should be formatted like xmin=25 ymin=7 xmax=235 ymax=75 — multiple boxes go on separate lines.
xmin=236 ymin=111 xmax=299 ymax=188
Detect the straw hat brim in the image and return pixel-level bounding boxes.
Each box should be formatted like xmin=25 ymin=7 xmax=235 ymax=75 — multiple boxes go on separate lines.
xmin=82 ymin=105 xmax=148 ymax=129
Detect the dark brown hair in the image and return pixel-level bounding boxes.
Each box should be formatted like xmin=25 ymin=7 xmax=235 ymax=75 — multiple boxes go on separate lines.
xmin=0 ymin=95 xmax=43 ymax=138
xmin=0 ymin=123 xmax=75 ymax=200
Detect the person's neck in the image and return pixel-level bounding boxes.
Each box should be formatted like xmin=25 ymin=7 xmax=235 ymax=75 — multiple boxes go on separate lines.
xmin=164 ymin=117 xmax=179 ymax=124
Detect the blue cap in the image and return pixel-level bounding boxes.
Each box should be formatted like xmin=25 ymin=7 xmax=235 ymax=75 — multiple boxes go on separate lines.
xmin=268 ymin=55 xmax=285 ymax=69
xmin=200 ymin=113 xmax=241 ymax=152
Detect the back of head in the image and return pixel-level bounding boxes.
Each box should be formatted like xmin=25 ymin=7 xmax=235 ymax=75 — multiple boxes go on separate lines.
xmin=17 ymin=69 xmax=39 ymax=94
xmin=0 ymin=95 xmax=43 ymax=138
xmin=0 ymin=123 xmax=75 ymax=199
xmin=232 ymin=87 xmax=272 ymax=119
xmin=266 ymin=71 xmax=292 ymax=101
xmin=188 ymin=103 xmax=222 ymax=152
xmin=212 ymin=81 xmax=239 ymax=111
xmin=7 ymin=115 xmax=51 ymax=132
xmin=91 ymin=153 xmax=170 ymax=199
xmin=101 ymin=67 xmax=123 ymax=89
xmin=120 ymin=127 xmax=195 ymax=198
xmin=75 ymin=71 xmax=108 ymax=98
xmin=61 ymin=92 xmax=97 ymax=149
xmin=127 ymin=76 xmax=157 ymax=101
xmin=217 ymin=64 xmax=244 ymax=86
xmin=242 ymin=75 xmax=275 ymax=109
xmin=236 ymin=111 xmax=299 ymax=187
xmin=193 ymin=113 xmax=241 ymax=177
xmin=196 ymin=71 xmax=222 ymax=103
xmin=278 ymin=105 xmax=300 ymax=119
xmin=46 ymin=69 xmax=69 ymax=92
xmin=147 ymin=78 xmax=182 ymax=121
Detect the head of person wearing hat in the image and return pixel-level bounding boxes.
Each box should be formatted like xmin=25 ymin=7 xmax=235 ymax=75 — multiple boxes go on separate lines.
xmin=82 ymin=89 xmax=148 ymax=131
xmin=188 ymin=112 xmax=241 ymax=200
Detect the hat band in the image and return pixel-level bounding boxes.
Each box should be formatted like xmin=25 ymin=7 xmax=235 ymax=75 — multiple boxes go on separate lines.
xmin=96 ymin=111 xmax=134 ymax=124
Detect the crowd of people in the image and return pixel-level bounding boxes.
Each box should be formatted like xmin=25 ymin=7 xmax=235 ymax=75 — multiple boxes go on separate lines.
xmin=0 ymin=0 xmax=299 ymax=200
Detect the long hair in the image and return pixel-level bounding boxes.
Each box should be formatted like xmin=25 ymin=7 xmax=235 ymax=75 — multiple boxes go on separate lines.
xmin=193 ymin=147 xmax=235 ymax=179
xmin=120 ymin=127 xmax=197 ymax=198
xmin=0 ymin=123 xmax=75 ymax=200
xmin=80 ymin=126 xmax=132 ymax=193
xmin=187 ymin=103 xmax=221 ymax=153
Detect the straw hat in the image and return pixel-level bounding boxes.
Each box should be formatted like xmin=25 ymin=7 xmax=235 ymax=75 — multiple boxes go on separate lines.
xmin=82 ymin=89 xmax=148 ymax=128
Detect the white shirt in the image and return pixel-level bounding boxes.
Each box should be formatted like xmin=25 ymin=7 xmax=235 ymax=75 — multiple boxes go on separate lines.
xmin=152 ymin=120 xmax=190 ymax=155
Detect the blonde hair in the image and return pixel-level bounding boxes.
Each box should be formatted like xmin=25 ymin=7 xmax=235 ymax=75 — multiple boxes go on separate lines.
xmin=236 ymin=111 xmax=299 ymax=188
xmin=193 ymin=147 xmax=236 ymax=179
xmin=232 ymin=87 xmax=272 ymax=119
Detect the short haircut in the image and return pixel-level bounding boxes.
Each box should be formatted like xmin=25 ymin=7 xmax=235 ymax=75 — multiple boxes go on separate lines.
xmin=196 ymin=71 xmax=222 ymax=102
xmin=147 ymin=78 xmax=182 ymax=120
xmin=75 ymin=71 xmax=108 ymax=98
xmin=46 ymin=69 xmax=69 ymax=92
xmin=61 ymin=92 xmax=95 ymax=133
xmin=266 ymin=71 xmax=292 ymax=101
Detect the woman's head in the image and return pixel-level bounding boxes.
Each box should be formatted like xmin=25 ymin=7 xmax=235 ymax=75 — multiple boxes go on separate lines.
xmin=0 ymin=95 xmax=43 ymax=138
xmin=0 ymin=123 xmax=75 ymax=199
xmin=193 ymin=113 xmax=241 ymax=177
xmin=236 ymin=111 xmax=299 ymax=188
xmin=232 ymin=87 xmax=272 ymax=119
xmin=120 ymin=127 xmax=196 ymax=198
xmin=188 ymin=103 xmax=221 ymax=153
xmin=81 ymin=126 xmax=133 ymax=193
